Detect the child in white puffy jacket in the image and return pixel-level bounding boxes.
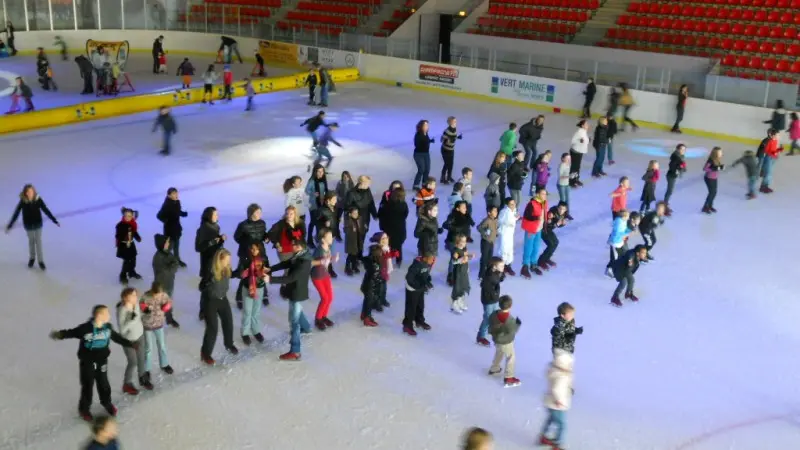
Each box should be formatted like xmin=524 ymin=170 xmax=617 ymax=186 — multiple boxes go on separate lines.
xmin=538 ymin=349 xmax=574 ymax=449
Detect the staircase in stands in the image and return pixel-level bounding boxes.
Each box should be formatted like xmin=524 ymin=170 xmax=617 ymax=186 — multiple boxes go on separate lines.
xmin=571 ymin=0 xmax=634 ymax=45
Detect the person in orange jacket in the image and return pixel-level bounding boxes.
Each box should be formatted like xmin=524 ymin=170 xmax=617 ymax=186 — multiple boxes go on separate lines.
xmin=759 ymin=129 xmax=782 ymax=194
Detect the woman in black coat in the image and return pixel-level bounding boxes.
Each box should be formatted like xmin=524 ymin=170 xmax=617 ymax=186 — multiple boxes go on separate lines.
xmin=487 ymin=151 xmax=508 ymax=198
xmin=414 ymin=202 xmax=441 ymax=259
xmin=6 ymin=184 xmax=59 ymax=270
xmin=156 ymin=187 xmax=188 ymax=266
xmin=345 ymin=175 xmax=378 ymax=233
xmin=360 ymin=244 xmax=383 ymax=327
xmin=195 ymin=207 xmax=226 ymax=319
xmin=412 ymin=120 xmax=435 ymax=190
xmin=378 ymin=186 xmax=409 ymax=265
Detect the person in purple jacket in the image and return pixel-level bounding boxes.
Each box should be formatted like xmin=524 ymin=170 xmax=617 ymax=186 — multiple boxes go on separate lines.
xmin=529 ymin=150 xmax=552 ymax=196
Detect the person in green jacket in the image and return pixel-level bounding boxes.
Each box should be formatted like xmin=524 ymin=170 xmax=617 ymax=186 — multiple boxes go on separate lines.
xmin=499 ymin=123 xmax=518 ymax=168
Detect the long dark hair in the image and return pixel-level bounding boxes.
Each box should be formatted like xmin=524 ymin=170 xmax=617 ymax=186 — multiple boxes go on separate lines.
xmin=390 ymin=187 xmax=406 ymax=202
xmin=200 ymin=206 xmax=217 ymax=225
xmin=416 ymin=120 xmax=429 ymax=134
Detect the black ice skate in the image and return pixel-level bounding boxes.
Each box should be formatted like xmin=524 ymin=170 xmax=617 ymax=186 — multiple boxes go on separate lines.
xmin=27 ymin=259 xmax=34 ymax=268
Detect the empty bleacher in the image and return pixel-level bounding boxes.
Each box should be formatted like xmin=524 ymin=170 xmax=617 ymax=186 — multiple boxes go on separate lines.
xmin=469 ymin=0 xmax=601 ymax=43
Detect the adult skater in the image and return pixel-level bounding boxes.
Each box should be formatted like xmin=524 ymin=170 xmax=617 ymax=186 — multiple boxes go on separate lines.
xmin=763 ymin=100 xmax=786 ymax=141
xmin=610 ymin=245 xmax=648 ymax=307
xmin=195 ymin=207 xmax=226 ymax=320
xmin=151 ymin=35 xmax=164 ymax=74
xmin=318 ymin=65 xmax=331 ymax=107
xmin=378 ymin=185 xmax=409 ymax=266
xmin=152 ymin=106 xmax=177 ymax=156
xmin=568 ymin=120 xmax=590 ymax=188
xmin=439 ymin=116 xmax=463 ymax=184
xmin=346 ymin=175 xmax=378 ymax=233
xmin=6 ymin=184 xmax=59 ymax=270
xmin=313 ymin=122 xmax=341 ymax=169
xmin=662 ymin=143 xmax=686 ymax=216
xmin=619 ymin=84 xmax=639 ymax=131
xmin=267 ymin=239 xmax=313 ymax=361
xmin=200 ymin=249 xmax=238 ymax=365
xmin=219 ymin=36 xmax=242 ymax=63
xmin=156 ymin=187 xmax=188 ymax=266
xmin=759 ymin=130 xmax=782 ymax=194
xmin=305 ymin=164 xmax=329 ymax=248
xmin=301 ymin=111 xmax=327 ymax=152
xmin=1 ymin=21 xmax=16 ymax=56
xmin=233 ymin=204 xmax=269 ymax=309
xmin=581 ymin=77 xmax=596 ymax=119
xmin=518 ymin=115 xmax=544 ymax=168
xmin=671 ymin=85 xmax=688 ymax=133
xmin=702 ymin=147 xmax=724 ymax=214
xmin=75 ymin=54 xmax=94 ymax=94
xmin=591 ymin=116 xmax=609 ymax=178
xmin=607 ymin=86 xmax=620 ymax=118
xmin=413 ymin=120 xmax=435 ymax=191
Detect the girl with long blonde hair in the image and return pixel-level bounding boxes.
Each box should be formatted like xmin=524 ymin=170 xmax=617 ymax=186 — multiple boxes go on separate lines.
xmin=201 ymin=248 xmax=237 ymax=365
xmin=702 ymin=147 xmax=724 ymax=214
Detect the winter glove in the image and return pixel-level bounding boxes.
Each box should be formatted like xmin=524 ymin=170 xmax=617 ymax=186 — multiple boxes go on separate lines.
xmin=429 ymin=138 xmax=435 ymax=143
xmin=575 ymin=326 xmax=584 ymax=335
xmin=181 ymin=211 xmax=188 ymax=217
xmin=49 ymin=330 xmax=63 ymax=340
xmin=161 ymin=302 xmax=172 ymax=313
xmin=140 ymin=302 xmax=151 ymax=314
xmin=437 ymin=228 xmax=444 ymax=234
xmin=516 ymin=317 xmax=522 ymax=325
xmin=457 ymin=134 xmax=463 ymax=139
xmin=128 ymin=311 xmax=137 ymax=321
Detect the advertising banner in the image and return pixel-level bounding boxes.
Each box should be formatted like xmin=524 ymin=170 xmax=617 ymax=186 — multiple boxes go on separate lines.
xmin=303 ymin=47 xmax=358 ymax=68
xmin=258 ymin=40 xmax=300 ymax=65
xmin=416 ymin=64 xmax=462 ymax=90
xmin=490 ymin=75 xmax=556 ymax=104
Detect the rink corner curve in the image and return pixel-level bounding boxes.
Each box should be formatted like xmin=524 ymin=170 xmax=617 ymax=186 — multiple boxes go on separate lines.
xmin=0 ymin=68 xmax=360 ymax=136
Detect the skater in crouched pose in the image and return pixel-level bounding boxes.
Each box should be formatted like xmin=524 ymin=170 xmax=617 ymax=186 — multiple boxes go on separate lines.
xmin=610 ymin=244 xmax=648 ymax=307
xmin=115 ymin=207 xmax=142 ymax=284
xmin=200 ymin=249 xmax=238 ymax=365
xmin=731 ymin=150 xmax=759 ymax=199
xmin=402 ymin=252 xmax=435 ymax=336
xmin=5 ymin=183 xmax=59 ymax=270
xmin=638 ymin=201 xmax=666 ymax=261
xmin=538 ymin=349 xmax=574 ymax=450
xmin=537 ymin=202 xmax=568 ymax=270
xmin=50 ymin=304 xmax=134 ymax=422
xmin=550 ymin=302 xmax=582 ymax=354
xmin=488 ymin=295 xmax=521 ymax=388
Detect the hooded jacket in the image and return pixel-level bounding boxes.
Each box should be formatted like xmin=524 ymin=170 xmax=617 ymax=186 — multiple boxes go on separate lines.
xmin=414 ymin=214 xmax=440 ymax=256
xmin=484 ymin=172 xmax=502 ymax=209
xmin=518 ymin=120 xmax=543 ymax=147
xmin=488 ymin=309 xmax=520 ymax=345
xmin=268 ymin=249 xmax=312 ymax=301
xmin=153 ymin=234 xmax=179 ymax=295
xmin=544 ymin=350 xmax=574 ymax=411
xmin=7 ymin=193 xmax=58 ymax=231
xmin=156 ymin=197 xmax=186 ymax=238
xmin=116 ymin=302 xmax=144 ymax=342
xmin=506 ymin=159 xmax=528 ymax=190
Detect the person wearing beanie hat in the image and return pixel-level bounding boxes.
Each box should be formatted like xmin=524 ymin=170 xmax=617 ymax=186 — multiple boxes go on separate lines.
xmin=538 ymin=349 xmax=574 ymax=449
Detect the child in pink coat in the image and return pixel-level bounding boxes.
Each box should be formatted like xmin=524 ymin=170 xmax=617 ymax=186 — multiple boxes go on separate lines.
xmin=789 ymin=112 xmax=800 ymax=155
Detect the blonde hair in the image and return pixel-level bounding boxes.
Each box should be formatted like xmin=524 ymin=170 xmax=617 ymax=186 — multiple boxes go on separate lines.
xmin=709 ymin=147 xmax=723 ymax=164
xmin=212 ymin=248 xmax=232 ymax=281
xmin=647 ymin=159 xmax=657 ymax=169
xmin=357 ymin=175 xmax=371 ymax=185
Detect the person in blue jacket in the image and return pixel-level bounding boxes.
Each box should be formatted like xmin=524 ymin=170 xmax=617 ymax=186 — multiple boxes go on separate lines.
xmin=604 ymin=210 xmax=640 ymax=278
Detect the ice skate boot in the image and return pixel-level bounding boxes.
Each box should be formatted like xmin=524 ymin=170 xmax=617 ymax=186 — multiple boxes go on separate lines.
xmin=520 ymin=265 xmax=532 ymax=279
xmin=610 ymin=296 xmax=623 ymax=307
xmin=503 ymin=377 xmax=521 ymax=388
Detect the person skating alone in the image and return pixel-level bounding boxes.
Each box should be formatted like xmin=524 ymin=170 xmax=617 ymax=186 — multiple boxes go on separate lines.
xmin=731 ymin=150 xmax=759 ymax=199
xmin=195 ymin=207 xmax=226 ymax=320
xmin=243 ymin=77 xmax=256 ymax=111
xmin=610 ymin=244 xmax=648 ymax=307
xmin=639 ymin=160 xmax=660 ymax=213
xmin=6 ymin=184 xmax=59 ymax=270
xmin=671 ymin=85 xmax=688 ymax=133
xmin=115 ymin=208 xmax=142 ymax=284
xmin=495 ymin=197 xmax=519 ymax=276
xmin=139 ymin=281 xmax=174 ymax=381
xmin=619 ymin=83 xmax=639 ymax=131
xmin=312 ymin=123 xmax=341 ymax=169
xmin=488 ymin=295 xmax=521 ymax=388
xmin=311 ymin=228 xmax=339 ymax=330
xmin=518 ymin=115 xmax=544 ymax=169
xmin=402 ymin=252 xmax=435 ymax=336
xmin=200 ymin=249 xmax=238 ymax=365
xmin=702 ymin=147 xmax=725 ymax=214
xmin=638 ymin=201 xmax=666 ymax=261
xmin=759 ymin=131 xmax=782 ymax=194
xmin=176 ymin=57 xmax=194 ymax=88
xmin=6 ymin=77 xmax=34 ymax=114
xmin=49 ymin=304 xmax=135 ymax=421
xmin=234 ymin=243 xmax=268 ymax=346
xmin=156 ymin=187 xmax=187 ymax=266
xmin=152 ymin=234 xmax=180 ymax=328
xmin=662 ymin=143 xmax=687 ymax=216
xmin=152 ymin=106 xmax=177 ymax=156
xmin=591 ymin=117 xmax=609 ymax=178
xmin=201 ymin=64 xmax=217 ymax=104
xmin=267 ymin=239 xmax=314 ymax=361
xmin=440 ymin=116 xmax=463 ymax=184
xmin=581 ymin=77 xmax=596 ymax=119
xmin=233 ymin=204 xmax=269 ymax=309
xmin=476 ymin=205 xmax=499 ymax=279
xmin=550 ymin=302 xmax=582 ymax=354
xmin=413 ymin=120 xmax=435 ymax=191
xmin=304 ymin=67 xmax=318 ymax=105
xmin=476 ymin=256 xmax=504 ymax=346
xmin=301 ymin=110 xmax=327 ymax=154
xmin=568 ymin=120 xmax=590 ymax=188
xmin=538 ymin=349 xmax=574 ymax=449
xmin=116 ymin=287 xmax=149 ymax=394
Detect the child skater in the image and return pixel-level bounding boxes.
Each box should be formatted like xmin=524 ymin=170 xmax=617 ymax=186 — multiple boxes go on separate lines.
xmin=488 ymin=295 xmax=521 ymax=388
xmin=538 ymin=201 xmax=568 ymax=270
xmin=484 ymin=172 xmax=502 ymax=211
xmin=85 ymin=415 xmax=120 ymax=450
xmin=402 ymin=252 xmax=435 ymax=336
xmin=371 ymin=232 xmax=399 ymax=310
xmin=450 ymin=234 xmax=473 ymax=314
xmin=284 ymin=176 xmax=307 ymax=223
xmin=176 ymin=57 xmax=194 ymax=88
xmin=152 ymin=234 xmax=180 ymax=328
xmin=462 ymin=427 xmax=494 ymax=450
xmin=443 ymin=200 xmax=474 ymax=285
xmin=139 ymin=281 xmax=174 ymax=382
xmin=557 ymin=153 xmax=571 ymax=217
xmin=115 ymin=207 xmax=142 ymax=284
xmin=448 ymin=181 xmax=465 ymax=212
xmin=458 ymin=167 xmax=474 ymax=218
xmin=610 ymin=176 xmax=632 ymax=219
xmin=610 ymin=244 xmax=648 ymax=307
xmin=663 ymin=143 xmax=687 ymax=216
xmin=49 ymin=304 xmax=134 ymax=421
xmin=158 ymin=52 xmax=167 ymax=73
xmin=495 ymin=197 xmax=519 ymax=276
xmin=315 ymin=192 xmax=341 ymax=273
xmin=201 ymin=249 xmax=238 ymax=365
xmin=201 ymin=64 xmax=217 ymax=104
xmin=117 ymin=287 xmax=149 ymax=393
xmin=222 ymin=64 xmax=233 ymax=101
xmin=344 ymin=206 xmax=365 ymax=276
xmin=311 ymin=228 xmax=338 ymax=330
xmin=313 ymin=122 xmax=341 ymax=169
xmin=5 ymin=183 xmax=59 ymax=270
xmin=477 ymin=256 xmax=505 ymax=346
xmin=414 ymin=177 xmax=438 ymax=212
xmin=604 ymin=209 xmax=637 ymax=278
xmin=156 ymin=187 xmax=187 ymax=267
xmin=440 ymin=116 xmax=463 ymax=184
xmin=638 ymin=201 xmax=665 ymax=261
xmin=335 ymin=171 xmax=354 ymax=231
xmin=550 ymin=302 xmax=582 ymax=354
xmin=533 ymin=150 xmax=552 ymax=195
xmin=360 ymin=244 xmax=383 ymax=327
xmin=640 ymin=160 xmax=659 ymax=213
xmin=235 ymin=243 xmax=268 ymax=346
xmin=476 ymin=205 xmax=499 ymax=279
xmin=731 ymin=150 xmax=759 ymax=199
xmin=702 ymin=147 xmax=724 ymax=214
xmin=487 ymin=151 xmax=507 ymax=200
xmin=538 ymin=349 xmax=574 ymax=449
xmin=243 ymin=77 xmax=256 ymax=111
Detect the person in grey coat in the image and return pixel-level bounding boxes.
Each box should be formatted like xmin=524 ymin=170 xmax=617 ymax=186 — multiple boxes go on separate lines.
xmin=484 ymin=172 xmax=502 ymax=210
xmin=152 ymin=234 xmax=180 ymax=328
xmin=488 ymin=295 xmax=521 ymax=387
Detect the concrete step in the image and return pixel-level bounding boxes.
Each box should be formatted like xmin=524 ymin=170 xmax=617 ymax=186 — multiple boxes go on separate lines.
xmin=571 ymin=0 xmax=634 ymax=46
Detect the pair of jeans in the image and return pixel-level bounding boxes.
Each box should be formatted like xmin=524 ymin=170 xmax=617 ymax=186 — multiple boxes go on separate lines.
xmin=241 ymin=286 xmax=263 ymax=336
xmin=413 ymin=152 xmax=431 ymax=188
xmin=315 ymin=145 xmax=333 ymax=167
xmin=312 ymin=277 xmax=333 ymax=320
xmin=226 ymin=42 xmax=243 ymax=63
xmin=320 ymin=84 xmax=329 ymax=105
xmin=642 ymin=231 xmax=657 ymax=251
xmin=522 ymin=143 xmax=537 ymax=169
xmin=169 ymin=236 xmax=181 ymax=262
xmin=592 ymin=144 xmax=607 ymax=175
xmin=477 ymin=302 xmax=500 ymax=340
xmin=144 ymin=328 xmax=169 ymax=371
xmin=162 ymin=130 xmax=173 ymax=153
xmin=613 ymin=273 xmax=634 ymax=297
xmin=25 ymin=228 xmax=44 ymax=262
xmin=703 ymin=177 xmax=718 ymax=209
xmin=540 ymin=409 xmax=567 ymax=445
xmin=79 ymin=359 xmax=112 ymax=413
xmin=122 ymin=335 xmax=146 ymax=384
xmin=672 ymin=106 xmax=684 ymax=130
xmin=509 ymin=189 xmax=522 ymax=211
xmin=289 ymin=301 xmax=311 ymax=353
xmin=664 ymin=175 xmax=677 ymax=204
xmin=761 ymin=156 xmax=776 ymax=187
xmin=747 ymin=175 xmax=757 ymax=195
xmin=607 ymin=140 xmax=614 ymax=162
xmin=522 ymin=231 xmax=542 ymax=266
xmin=557 ymin=184 xmax=570 ymax=207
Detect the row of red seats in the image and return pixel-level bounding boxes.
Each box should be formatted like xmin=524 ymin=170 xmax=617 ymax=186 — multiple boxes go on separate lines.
xmin=392 ymin=9 xmax=412 ymax=19
xmin=489 ymin=0 xmax=599 ymax=9
xmin=682 ymin=0 xmax=800 ymax=7
xmin=721 ymin=55 xmax=800 ymax=72
xmin=296 ymin=1 xmax=370 ymax=15
xmin=180 ymin=13 xmax=260 ymax=24
xmin=190 ymin=4 xmax=272 ymax=16
xmin=617 ymin=16 xmax=799 ymax=39
xmin=285 ymin=10 xmax=359 ymax=26
xmin=276 ymin=20 xmax=344 ymax=34
xmin=204 ymin=0 xmax=281 ymax=6
xmin=721 ymin=71 xmax=798 ymax=83
xmin=469 ymin=29 xmax=568 ymax=42
xmin=487 ymin=6 xmax=591 ymax=21
xmin=477 ymin=17 xmax=580 ymax=33
xmin=606 ymin=29 xmax=800 ymax=54
xmin=314 ymin=0 xmax=376 ymax=4
xmin=628 ymin=3 xmax=800 ymax=23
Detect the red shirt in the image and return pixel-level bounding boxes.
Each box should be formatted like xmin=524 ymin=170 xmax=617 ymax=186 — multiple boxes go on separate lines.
xmin=611 ymin=186 xmax=628 ymax=212
xmin=497 ymin=311 xmax=510 ymax=323
xmin=223 ymin=71 xmax=233 ymax=85
xmin=764 ymin=138 xmax=782 ymax=159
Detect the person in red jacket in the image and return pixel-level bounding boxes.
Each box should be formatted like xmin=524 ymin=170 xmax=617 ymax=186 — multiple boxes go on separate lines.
xmin=222 ymin=64 xmax=233 ymax=101
xmin=520 ymin=187 xmax=548 ymax=279
xmin=610 ymin=176 xmax=632 ymax=219
xmin=759 ymin=131 xmax=782 ymax=194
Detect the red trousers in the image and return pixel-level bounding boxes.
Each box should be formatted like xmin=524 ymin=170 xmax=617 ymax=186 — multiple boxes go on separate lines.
xmin=312 ymin=276 xmax=333 ymax=320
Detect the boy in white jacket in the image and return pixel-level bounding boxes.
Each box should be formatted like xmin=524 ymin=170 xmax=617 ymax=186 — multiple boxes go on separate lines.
xmin=569 ymin=120 xmax=590 ymax=188
xmin=538 ymin=349 xmax=574 ymax=449
xmin=116 ymin=287 xmax=150 ymax=394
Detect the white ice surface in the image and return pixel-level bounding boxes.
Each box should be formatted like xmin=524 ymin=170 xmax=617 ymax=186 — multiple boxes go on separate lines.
xmin=1 ymin=82 xmax=799 ymax=450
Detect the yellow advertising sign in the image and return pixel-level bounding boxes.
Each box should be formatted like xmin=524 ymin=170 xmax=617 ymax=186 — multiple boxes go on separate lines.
xmin=258 ymin=40 xmax=299 ymax=65
xmin=85 ymin=39 xmax=130 ymax=69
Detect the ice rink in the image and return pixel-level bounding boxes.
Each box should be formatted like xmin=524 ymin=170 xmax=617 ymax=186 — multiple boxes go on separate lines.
xmin=1 ymin=80 xmax=799 ymax=450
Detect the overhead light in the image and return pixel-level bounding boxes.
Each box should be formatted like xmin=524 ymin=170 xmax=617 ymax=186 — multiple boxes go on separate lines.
xmin=411 ymin=8 xmax=416 ymax=12
xmin=458 ymin=10 xmax=466 ymax=16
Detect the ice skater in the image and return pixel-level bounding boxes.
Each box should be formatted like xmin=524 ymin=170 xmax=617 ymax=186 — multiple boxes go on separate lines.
xmin=568 ymin=120 xmax=589 ymax=188
xmin=116 ymin=287 xmax=149 ymax=394
xmin=243 ymin=77 xmax=256 ymax=111
xmin=312 ymin=123 xmax=341 ymax=169
xmin=550 ymin=302 xmax=582 ymax=354
xmin=462 ymin=427 xmax=494 ymax=450
xmin=343 ymin=206 xmax=366 ymax=276
xmin=311 ymin=228 xmax=338 ymax=330
xmin=759 ymin=130 xmax=782 ymax=194
xmin=84 ymin=415 xmax=120 ymax=450
xmin=200 ymin=249 xmax=238 ymax=365
xmin=537 ymin=201 xmax=568 ymax=270
xmin=520 ymin=188 xmax=548 ymax=278
xmin=234 ymin=243 xmax=268 ymax=346
xmin=488 ymin=295 xmax=521 ymax=388
xmin=305 ymin=165 xmax=329 ymax=247
xmin=476 ymin=205 xmax=499 ymax=279
xmin=414 ymin=202 xmax=441 ymax=261
xmin=495 ymin=197 xmax=519 ymax=276
xmin=731 ymin=150 xmax=759 ymax=199
xmin=301 ymin=110 xmax=327 ymax=155
xmin=377 ymin=185 xmax=409 ymax=266
xmin=115 ymin=207 xmax=142 ymax=284
xmin=638 ymin=201 xmax=665 ymax=261
xmin=233 ymin=203 xmax=269 ymax=309
xmin=591 ymin=117 xmax=609 ymax=178
xmin=372 ymin=231 xmax=399 ymax=310
xmin=449 ymin=234 xmax=474 ymax=314
xmin=156 ymin=187 xmax=188 ymax=267
xmin=701 ymin=147 xmax=724 ymax=214
xmin=518 ymin=115 xmax=545 ymax=168
xmin=304 ymin=67 xmax=318 ymax=105
xmin=316 ymin=191 xmax=342 ymax=260
xmin=538 ymin=349 xmax=574 ymax=449
xmin=604 ymin=210 xmax=638 ymax=278
xmin=662 ymin=144 xmax=687 ymax=216
xmin=5 ymin=184 xmax=59 ymax=270
xmin=413 ymin=119 xmax=435 ymax=191
xmin=477 ymin=256 xmax=504 ymax=346
xmin=140 ymin=281 xmax=174 ymax=380
xmin=440 ymin=116 xmax=463 ymax=184
xmin=532 ymin=150 xmax=552 ymax=196
xmin=176 ymin=57 xmax=194 ymax=88
xmin=610 ymin=176 xmax=632 ymax=219
xmin=152 ymin=106 xmax=177 ymax=155
xmin=195 ymin=207 xmax=226 ymax=320
xmin=639 ymin=160 xmax=659 ymax=213
xmin=267 ymin=239 xmax=313 ymax=361
xmin=402 ymin=252 xmax=435 ymax=336
xmin=610 ymin=244 xmax=648 ymax=307
xmin=360 ymin=243 xmax=384 ymax=327
xmin=201 ymin=64 xmax=217 ymax=104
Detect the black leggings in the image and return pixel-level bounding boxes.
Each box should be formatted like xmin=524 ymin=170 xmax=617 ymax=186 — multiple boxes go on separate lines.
xmin=569 ymin=150 xmax=584 ymax=186
xmin=201 ymin=297 xmax=234 ymax=356
xmin=703 ymin=177 xmax=718 ymax=209
xmin=79 ymin=359 xmax=112 ymax=413
xmin=538 ymin=231 xmax=559 ymax=265
xmin=664 ymin=175 xmax=677 ymax=204
xmin=403 ymin=289 xmax=426 ymax=328
xmin=441 ymin=149 xmax=455 ymax=181
xmin=672 ymin=107 xmax=684 ymax=131
xmin=622 ymin=105 xmax=637 ymax=129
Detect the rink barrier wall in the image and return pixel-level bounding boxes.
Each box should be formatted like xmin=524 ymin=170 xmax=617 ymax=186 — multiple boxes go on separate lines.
xmin=0 ymin=68 xmax=359 ymax=135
